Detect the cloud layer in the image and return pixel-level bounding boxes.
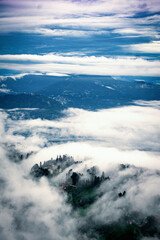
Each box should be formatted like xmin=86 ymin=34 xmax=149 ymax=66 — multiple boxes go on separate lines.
xmin=0 ymin=54 xmax=160 ymax=76
xmin=0 ymin=101 xmax=160 ymax=239
xmin=1 ymin=101 xmax=160 ymax=168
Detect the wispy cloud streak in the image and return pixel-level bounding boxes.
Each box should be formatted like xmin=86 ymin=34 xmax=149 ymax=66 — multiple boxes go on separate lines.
xmin=0 ymin=54 xmax=160 ymax=76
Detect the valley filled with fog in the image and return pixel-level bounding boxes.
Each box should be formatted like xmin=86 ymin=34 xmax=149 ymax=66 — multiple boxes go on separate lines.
xmin=0 ymin=101 xmax=160 ymax=240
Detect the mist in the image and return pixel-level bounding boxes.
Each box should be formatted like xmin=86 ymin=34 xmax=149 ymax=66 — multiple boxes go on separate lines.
xmin=0 ymin=101 xmax=160 ymax=239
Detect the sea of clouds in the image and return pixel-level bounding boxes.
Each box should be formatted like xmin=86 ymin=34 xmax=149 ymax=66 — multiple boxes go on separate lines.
xmin=0 ymin=101 xmax=160 ymax=240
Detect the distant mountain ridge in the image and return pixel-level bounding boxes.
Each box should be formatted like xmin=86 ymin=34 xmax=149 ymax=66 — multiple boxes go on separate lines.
xmin=38 ymin=76 xmax=160 ymax=109
xmin=0 ymin=74 xmax=160 ymax=112
xmin=0 ymin=93 xmax=64 ymax=119
xmin=0 ymin=93 xmax=63 ymax=109
xmin=0 ymin=75 xmax=67 ymax=94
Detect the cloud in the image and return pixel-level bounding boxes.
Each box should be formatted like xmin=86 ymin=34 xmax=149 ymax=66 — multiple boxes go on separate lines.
xmin=0 ymin=101 xmax=160 ymax=239
xmin=0 ymin=154 xmax=76 ymax=240
xmin=0 ymin=73 xmax=43 ymax=81
xmin=134 ymin=100 xmax=160 ymax=109
xmin=0 ymin=113 xmax=77 ymax=240
xmin=0 ymin=88 xmax=10 ymax=93
xmin=129 ymin=41 xmax=160 ymax=53
xmin=0 ymin=15 xmax=130 ymax=34
xmin=85 ymin=165 xmax=160 ymax=231
xmin=31 ymin=28 xmax=108 ymax=37
xmin=0 ymin=54 xmax=160 ymax=76
xmin=1 ymin=102 xmax=160 ymax=169
xmin=1 ymin=13 xmax=158 ymax=38
xmin=113 ymin=27 xmax=160 ymax=38
xmin=1 ymin=0 xmax=160 ymax=17
xmin=45 ymin=72 xmax=69 ymax=77
xmin=0 ymin=72 xmax=68 ymax=80
xmin=0 ymin=0 xmax=159 ymax=43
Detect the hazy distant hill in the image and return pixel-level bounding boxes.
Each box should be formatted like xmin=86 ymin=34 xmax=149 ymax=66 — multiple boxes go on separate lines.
xmin=1 ymin=74 xmax=160 ymax=110
xmin=0 ymin=93 xmax=65 ymax=119
xmin=0 ymin=75 xmax=66 ymax=93
xmin=0 ymin=93 xmax=63 ymax=109
xmin=40 ymin=77 xmax=160 ymax=109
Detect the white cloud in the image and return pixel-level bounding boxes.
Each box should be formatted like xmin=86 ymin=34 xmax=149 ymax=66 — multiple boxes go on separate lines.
xmin=1 ymin=0 xmax=160 ymax=17
xmin=0 ymin=101 xmax=160 ymax=239
xmin=0 ymin=54 xmax=160 ymax=76
xmin=129 ymin=41 xmax=160 ymax=53
xmin=87 ymin=166 xmax=160 ymax=226
xmin=134 ymin=100 xmax=160 ymax=109
xmin=2 ymin=102 xmax=160 ymax=169
xmin=0 ymin=73 xmax=43 ymax=81
xmin=0 ymin=145 xmax=76 ymax=240
xmin=0 ymin=88 xmax=10 ymax=93
xmin=45 ymin=72 xmax=69 ymax=77
xmin=0 ymin=0 xmax=159 ymax=39
xmin=113 ymin=27 xmax=160 ymax=38
xmin=0 ymin=15 xmax=130 ymax=34
xmin=6 ymin=108 xmax=39 ymax=112
xmin=0 ymin=0 xmax=159 ymax=56
xmin=31 ymin=28 xmax=108 ymax=37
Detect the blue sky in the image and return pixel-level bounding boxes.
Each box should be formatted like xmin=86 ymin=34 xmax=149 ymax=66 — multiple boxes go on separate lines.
xmin=0 ymin=0 xmax=160 ymax=82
